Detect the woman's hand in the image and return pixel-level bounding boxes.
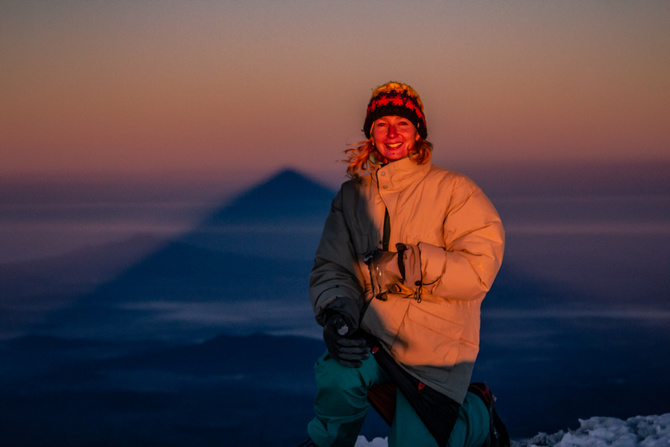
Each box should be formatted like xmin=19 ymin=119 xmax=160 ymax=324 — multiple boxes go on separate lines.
xmin=365 ymin=243 xmax=422 ymax=300
xmin=323 ymin=314 xmax=370 ymax=368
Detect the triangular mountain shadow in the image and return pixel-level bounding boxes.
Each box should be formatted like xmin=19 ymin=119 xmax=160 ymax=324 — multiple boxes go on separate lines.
xmin=180 ymin=168 xmax=336 ymax=259
xmin=34 ymin=168 xmax=337 ymax=340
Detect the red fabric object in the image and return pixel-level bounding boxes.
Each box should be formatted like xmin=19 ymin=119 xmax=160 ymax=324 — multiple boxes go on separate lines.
xmin=367 ymin=382 xmax=398 ymax=426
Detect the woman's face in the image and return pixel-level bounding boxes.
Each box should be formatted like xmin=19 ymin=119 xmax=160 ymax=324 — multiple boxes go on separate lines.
xmin=371 ymin=115 xmax=420 ymax=161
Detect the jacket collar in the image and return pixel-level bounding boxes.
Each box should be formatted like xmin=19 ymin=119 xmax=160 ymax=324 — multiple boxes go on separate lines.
xmin=373 ymin=157 xmax=432 ymax=192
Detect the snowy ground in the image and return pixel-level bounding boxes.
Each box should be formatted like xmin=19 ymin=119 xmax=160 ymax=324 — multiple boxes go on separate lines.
xmin=355 ymin=414 xmax=670 ymax=447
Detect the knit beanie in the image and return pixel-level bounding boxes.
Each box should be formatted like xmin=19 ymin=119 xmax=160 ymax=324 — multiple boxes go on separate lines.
xmin=363 ymin=81 xmax=427 ymax=139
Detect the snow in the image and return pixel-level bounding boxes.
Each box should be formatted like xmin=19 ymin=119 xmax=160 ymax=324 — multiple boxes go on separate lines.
xmin=354 ymin=414 xmax=670 ymax=447
xmin=355 ymin=438 xmax=388 ymax=447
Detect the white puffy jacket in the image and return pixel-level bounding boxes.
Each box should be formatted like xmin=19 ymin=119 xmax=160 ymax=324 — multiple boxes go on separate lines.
xmin=310 ymin=157 xmax=504 ymax=403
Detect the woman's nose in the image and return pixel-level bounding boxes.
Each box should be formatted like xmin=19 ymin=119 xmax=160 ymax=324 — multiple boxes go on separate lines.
xmin=387 ymin=125 xmax=397 ymax=137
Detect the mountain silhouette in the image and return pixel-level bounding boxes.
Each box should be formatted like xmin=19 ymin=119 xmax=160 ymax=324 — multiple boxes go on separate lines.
xmin=32 ymin=168 xmax=334 ymax=340
xmin=182 ymin=168 xmax=334 ymax=259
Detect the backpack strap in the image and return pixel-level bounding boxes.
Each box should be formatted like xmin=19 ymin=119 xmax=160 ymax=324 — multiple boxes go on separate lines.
xmin=468 ymin=383 xmax=511 ymax=447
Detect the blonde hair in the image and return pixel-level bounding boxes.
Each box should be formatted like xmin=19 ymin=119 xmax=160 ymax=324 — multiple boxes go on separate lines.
xmin=344 ymin=138 xmax=433 ymax=179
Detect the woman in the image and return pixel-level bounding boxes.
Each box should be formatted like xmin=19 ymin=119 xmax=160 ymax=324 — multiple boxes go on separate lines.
xmin=304 ymin=82 xmax=505 ymax=447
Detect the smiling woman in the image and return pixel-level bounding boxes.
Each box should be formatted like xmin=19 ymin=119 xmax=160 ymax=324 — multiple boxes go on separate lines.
xmin=304 ymin=81 xmax=506 ymax=447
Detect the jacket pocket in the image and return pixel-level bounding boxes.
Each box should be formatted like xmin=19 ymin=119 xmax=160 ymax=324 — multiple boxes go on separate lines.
xmin=391 ymin=299 xmax=466 ymax=368
xmin=362 ymin=294 xmax=410 ymax=349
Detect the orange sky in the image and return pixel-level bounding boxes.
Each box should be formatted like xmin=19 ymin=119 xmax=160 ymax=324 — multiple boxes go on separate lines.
xmin=2 ymin=1 xmax=669 ymax=180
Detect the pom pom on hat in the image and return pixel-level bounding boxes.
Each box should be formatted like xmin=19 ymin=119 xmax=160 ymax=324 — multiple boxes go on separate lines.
xmin=363 ymin=81 xmax=427 ymax=139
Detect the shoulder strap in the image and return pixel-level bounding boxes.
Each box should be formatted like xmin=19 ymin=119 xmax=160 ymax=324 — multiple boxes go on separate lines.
xmin=383 ymin=208 xmax=390 ymax=251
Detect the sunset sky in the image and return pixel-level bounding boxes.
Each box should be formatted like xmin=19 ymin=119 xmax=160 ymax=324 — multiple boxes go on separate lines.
xmin=2 ymin=1 xmax=669 ymax=181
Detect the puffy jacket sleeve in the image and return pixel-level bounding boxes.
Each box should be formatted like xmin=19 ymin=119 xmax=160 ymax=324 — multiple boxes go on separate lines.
xmin=419 ymin=178 xmax=504 ymax=301
xmin=309 ymin=187 xmax=366 ymax=328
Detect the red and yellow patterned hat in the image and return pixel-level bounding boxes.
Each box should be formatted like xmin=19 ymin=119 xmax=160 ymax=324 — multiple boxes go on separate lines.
xmin=363 ymin=81 xmax=427 ymax=139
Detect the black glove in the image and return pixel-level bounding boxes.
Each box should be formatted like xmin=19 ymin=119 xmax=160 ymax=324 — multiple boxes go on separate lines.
xmin=365 ymin=243 xmax=422 ymax=300
xmin=323 ymin=314 xmax=370 ymax=368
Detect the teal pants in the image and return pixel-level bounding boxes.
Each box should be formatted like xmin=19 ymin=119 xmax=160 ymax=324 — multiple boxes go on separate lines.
xmin=307 ymin=352 xmax=490 ymax=447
